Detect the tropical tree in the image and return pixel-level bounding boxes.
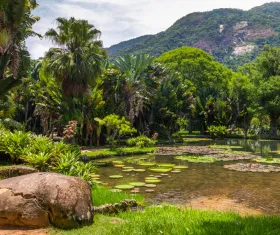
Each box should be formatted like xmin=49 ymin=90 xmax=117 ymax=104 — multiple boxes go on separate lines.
xmin=44 ymin=17 xmax=106 ymax=98
xmin=0 ymin=0 xmax=40 ymax=95
xmin=112 ymin=54 xmax=157 ymax=127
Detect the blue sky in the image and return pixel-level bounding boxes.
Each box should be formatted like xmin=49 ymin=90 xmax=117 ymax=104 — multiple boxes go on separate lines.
xmin=27 ymin=0 xmax=273 ymax=59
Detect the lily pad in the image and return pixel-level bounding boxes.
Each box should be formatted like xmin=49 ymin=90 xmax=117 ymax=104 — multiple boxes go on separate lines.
xmin=161 ymin=174 xmax=169 ymax=176
xmin=145 ymin=179 xmax=161 ymax=183
xmin=149 ymin=167 xmax=173 ymax=173
xmin=139 ymin=163 xmax=156 ymax=167
xmin=253 ymin=158 xmax=280 ymax=164
xmin=130 ymin=189 xmax=140 ymax=193
xmin=133 ymin=169 xmax=146 ymax=172
xmin=171 ymin=170 xmax=181 ymax=173
xmin=173 ymin=165 xmax=189 ymax=169
xmin=90 ymin=174 xmax=100 ymax=178
xmin=157 ymin=164 xmax=176 ymax=168
xmin=114 ymin=164 xmax=125 ymax=168
xmin=145 ymin=189 xmax=155 ymax=193
xmin=129 ymin=182 xmax=146 ymax=187
xmin=145 ymin=177 xmax=158 ymax=180
xmin=122 ymin=166 xmax=134 ymax=169
xmin=115 ymin=184 xmax=135 ymax=190
xmin=109 ymin=175 xmax=124 ymax=179
xmin=122 ymin=169 xmax=133 ymax=172
xmin=145 ymin=184 xmax=157 ymax=188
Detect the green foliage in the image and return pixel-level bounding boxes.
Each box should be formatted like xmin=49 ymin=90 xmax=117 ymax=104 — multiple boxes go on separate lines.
xmin=51 ymin=151 xmax=96 ymax=181
xmin=22 ymin=152 xmax=52 ymax=171
xmin=0 ymin=131 xmax=31 ymax=163
xmin=103 ymin=114 xmax=136 ymax=147
xmin=126 ymin=135 xmax=155 ymax=148
xmin=207 ymin=125 xmax=228 ymax=139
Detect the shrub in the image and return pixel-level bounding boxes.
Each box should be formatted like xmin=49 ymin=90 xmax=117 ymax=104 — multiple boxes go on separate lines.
xmin=127 ymin=135 xmax=156 ymax=148
xmin=1 ymin=131 xmax=32 ymax=163
xmin=52 ymin=151 xmax=96 ymax=181
xmin=207 ymin=125 xmax=227 ymax=139
xmin=22 ymin=152 xmax=52 ymax=171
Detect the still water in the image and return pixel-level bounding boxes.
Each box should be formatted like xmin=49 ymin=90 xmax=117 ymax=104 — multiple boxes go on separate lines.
xmin=95 ymin=139 xmax=280 ymax=214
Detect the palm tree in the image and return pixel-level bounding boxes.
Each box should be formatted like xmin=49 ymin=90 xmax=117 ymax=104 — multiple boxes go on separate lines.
xmin=44 ymin=17 xmax=106 ymax=97
xmin=113 ymin=54 xmax=157 ymax=127
xmin=0 ymin=0 xmax=40 ymax=95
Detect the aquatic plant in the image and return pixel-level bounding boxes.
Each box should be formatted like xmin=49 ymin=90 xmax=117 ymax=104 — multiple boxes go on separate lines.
xmin=175 ymin=155 xmax=216 ymax=163
xmin=115 ymin=185 xmax=135 ymax=190
xmin=109 ymin=175 xmax=124 ymax=179
xmin=253 ymin=157 xmax=280 ymax=164
xmin=129 ymin=182 xmax=146 ymax=187
xmin=149 ymin=167 xmax=173 ymax=173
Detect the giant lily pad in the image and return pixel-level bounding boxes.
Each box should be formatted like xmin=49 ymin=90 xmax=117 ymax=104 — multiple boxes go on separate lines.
xmin=145 ymin=179 xmax=161 ymax=183
xmin=113 ymin=161 xmax=124 ymax=165
xmin=173 ymin=165 xmax=188 ymax=169
xmin=149 ymin=167 xmax=173 ymax=173
xmin=133 ymin=169 xmax=146 ymax=172
xmin=145 ymin=177 xmax=158 ymax=180
xmin=129 ymin=182 xmax=146 ymax=187
xmin=122 ymin=166 xmax=134 ymax=169
xmin=122 ymin=169 xmax=133 ymax=172
xmin=171 ymin=170 xmax=181 ymax=173
xmin=115 ymin=184 xmax=135 ymax=190
xmin=109 ymin=175 xmax=124 ymax=179
xmin=253 ymin=157 xmax=280 ymax=164
xmin=145 ymin=184 xmax=157 ymax=188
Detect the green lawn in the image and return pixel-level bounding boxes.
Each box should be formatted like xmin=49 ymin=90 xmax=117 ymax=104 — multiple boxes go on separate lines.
xmin=91 ymin=186 xmax=145 ymax=207
xmin=84 ymin=147 xmax=156 ymax=159
xmin=50 ymin=205 xmax=280 ymax=235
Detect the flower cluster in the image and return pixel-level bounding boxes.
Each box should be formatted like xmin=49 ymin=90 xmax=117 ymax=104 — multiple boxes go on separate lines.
xmin=63 ymin=120 xmax=78 ymax=139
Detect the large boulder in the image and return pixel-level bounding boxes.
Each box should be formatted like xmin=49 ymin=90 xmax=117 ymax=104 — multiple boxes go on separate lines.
xmin=0 ymin=172 xmax=93 ymax=229
xmin=0 ymin=165 xmax=38 ymax=179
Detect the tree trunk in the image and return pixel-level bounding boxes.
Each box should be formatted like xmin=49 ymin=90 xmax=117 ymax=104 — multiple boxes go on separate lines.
xmin=270 ymin=115 xmax=278 ymax=139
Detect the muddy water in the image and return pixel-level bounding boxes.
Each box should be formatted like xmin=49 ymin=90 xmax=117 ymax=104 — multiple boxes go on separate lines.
xmin=96 ymin=139 xmax=280 ymax=214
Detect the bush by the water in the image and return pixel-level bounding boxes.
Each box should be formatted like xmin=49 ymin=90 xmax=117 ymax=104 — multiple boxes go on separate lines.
xmin=208 ymin=125 xmax=228 ymax=139
xmin=0 ymin=124 xmax=96 ymax=181
xmin=126 ymin=135 xmax=156 ymax=148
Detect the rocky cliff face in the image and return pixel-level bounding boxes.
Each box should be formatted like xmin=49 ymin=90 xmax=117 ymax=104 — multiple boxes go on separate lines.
xmin=107 ymin=2 xmax=280 ymax=69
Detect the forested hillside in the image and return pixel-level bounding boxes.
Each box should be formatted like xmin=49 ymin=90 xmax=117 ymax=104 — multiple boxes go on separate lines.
xmin=107 ymin=2 xmax=280 ymax=69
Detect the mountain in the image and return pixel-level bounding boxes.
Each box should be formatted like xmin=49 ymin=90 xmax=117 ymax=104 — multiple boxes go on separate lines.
xmin=106 ymin=2 xmax=280 ymax=69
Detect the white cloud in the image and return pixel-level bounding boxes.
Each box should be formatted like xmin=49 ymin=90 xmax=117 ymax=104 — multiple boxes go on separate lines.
xmin=26 ymin=0 xmax=273 ymax=59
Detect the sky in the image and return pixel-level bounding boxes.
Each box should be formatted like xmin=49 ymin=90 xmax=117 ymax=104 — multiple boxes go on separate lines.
xmin=26 ymin=0 xmax=274 ymax=59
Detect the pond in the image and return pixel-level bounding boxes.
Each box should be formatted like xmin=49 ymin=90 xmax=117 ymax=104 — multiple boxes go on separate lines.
xmin=94 ymin=139 xmax=280 ymax=215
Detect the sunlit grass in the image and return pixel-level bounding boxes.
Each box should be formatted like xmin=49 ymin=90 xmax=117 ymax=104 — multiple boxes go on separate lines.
xmin=50 ymin=205 xmax=280 ymax=235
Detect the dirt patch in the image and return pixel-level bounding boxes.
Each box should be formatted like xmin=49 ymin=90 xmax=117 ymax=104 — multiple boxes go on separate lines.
xmin=187 ymin=196 xmax=263 ymax=216
xmin=0 ymin=227 xmax=47 ymax=235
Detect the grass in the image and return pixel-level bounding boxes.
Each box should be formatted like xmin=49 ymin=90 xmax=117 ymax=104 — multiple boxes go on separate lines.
xmin=85 ymin=147 xmax=156 ymax=159
xmin=50 ymin=205 xmax=280 ymax=235
xmin=91 ymin=186 xmax=145 ymax=207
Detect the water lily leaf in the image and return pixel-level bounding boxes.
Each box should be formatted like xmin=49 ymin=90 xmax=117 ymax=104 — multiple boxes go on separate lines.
xmin=114 ymin=164 xmax=125 ymax=168
xmin=122 ymin=166 xmax=134 ymax=169
xmin=145 ymin=184 xmax=157 ymax=188
xmin=171 ymin=170 xmax=181 ymax=173
xmin=113 ymin=161 xmax=124 ymax=165
xmin=145 ymin=189 xmax=155 ymax=193
xmin=145 ymin=177 xmax=158 ymax=180
xmin=149 ymin=167 xmax=173 ymax=173
xmin=129 ymin=182 xmax=146 ymax=187
xmin=133 ymin=169 xmax=146 ymax=172
xmin=145 ymin=179 xmax=161 ymax=183
xmin=109 ymin=175 xmax=124 ymax=179
xmin=173 ymin=166 xmax=188 ymax=169
xmin=122 ymin=169 xmax=133 ymax=172
xmin=115 ymin=185 xmax=135 ymax=190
